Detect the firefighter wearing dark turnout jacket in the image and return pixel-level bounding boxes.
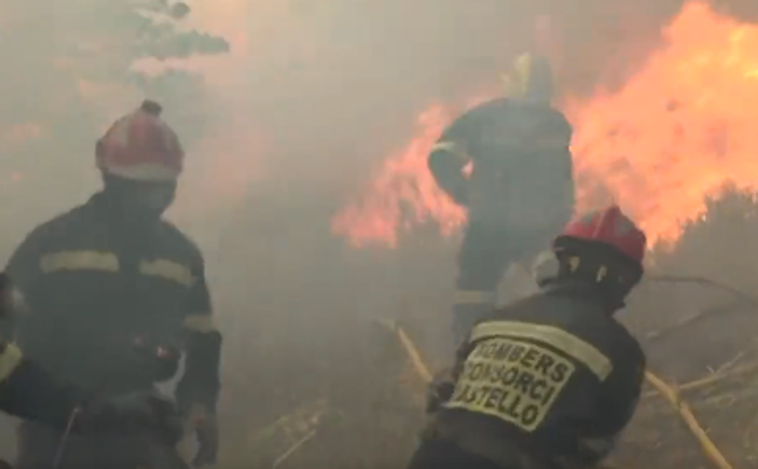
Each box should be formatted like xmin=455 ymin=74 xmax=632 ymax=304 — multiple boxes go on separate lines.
xmin=428 ymin=52 xmax=575 ymax=343
xmin=0 ymin=273 xmax=181 ymax=440
xmin=410 ymin=205 xmax=647 ymax=469
xmin=7 ymin=100 xmax=220 ymax=469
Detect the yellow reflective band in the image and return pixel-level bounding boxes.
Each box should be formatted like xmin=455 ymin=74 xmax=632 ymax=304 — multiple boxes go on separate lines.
xmin=470 ymin=320 xmax=612 ymax=381
xmin=503 ymin=74 xmax=528 ymax=99
xmin=183 ymin=314 xmax=217 ymax=333
xmin=40 ymin=251 xmax=119 ymax=274
xmin=431 ymin=141 xmax=457 ymax=152
xmin=514 ymin=53 xmax=533 ymax=84
xmin=511 ymin=54 xmax=532 ymax=98
xmin=0 ymin=342 xmax=23 ymax=382
xmin=139 ymin=259 xmax=194 ymax=287
xmin=431 ymin=141 xmax=470 ymax=163
xmin=454 ymin=289 xmax=496 ymax=305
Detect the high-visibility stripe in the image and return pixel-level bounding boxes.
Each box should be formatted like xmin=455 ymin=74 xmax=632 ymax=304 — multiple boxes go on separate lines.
xmin=0 ymin=343 xmax=23 ymax=382
xmin=470 ymin=320 xmax=613 ymax=381
xmin=40 ymin=251 xmax=119 ymax=274
xmin=431 ymin=141 xmax=470 ymax=162
xmin=183 ymin=314 xmax=217 ymax=333
xmin=140 ymin=259 xmax=194 ymax=287
xmin=454 ymin=289 xmax=496 ymax=305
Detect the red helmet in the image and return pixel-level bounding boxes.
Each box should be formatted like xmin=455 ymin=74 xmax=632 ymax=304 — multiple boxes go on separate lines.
xmin=96 ymin=100 xmax=184 ymax=182
xmin=556 ymin=205 xmax=647 ymax=265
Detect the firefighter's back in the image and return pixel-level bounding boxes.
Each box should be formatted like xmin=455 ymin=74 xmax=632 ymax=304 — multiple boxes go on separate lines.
xmin=460 ymin=97 xmax=574 ymax=232
xmin=434 ymin=284 xmax=644 ymax=467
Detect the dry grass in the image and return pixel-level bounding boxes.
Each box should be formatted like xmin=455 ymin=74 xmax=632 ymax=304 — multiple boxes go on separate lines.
xmin=214 ymin=185 xmax=758 ymax=469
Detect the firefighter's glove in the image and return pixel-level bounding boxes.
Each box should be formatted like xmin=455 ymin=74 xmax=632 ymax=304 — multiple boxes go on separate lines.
xmin=77 ymin=392 xmax=184 ymax=444
xmin=426 ymin=368 xmax=456 ymax=414
xmin=186 ymin=404 xmax=219 ymax=467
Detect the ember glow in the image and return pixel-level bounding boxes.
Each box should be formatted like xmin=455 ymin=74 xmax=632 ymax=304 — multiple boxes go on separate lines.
xmin=333 ymin=2 xmax=758 ymax=248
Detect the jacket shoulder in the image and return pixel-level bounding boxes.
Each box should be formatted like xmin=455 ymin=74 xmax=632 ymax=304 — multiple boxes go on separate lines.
xmin=15 ymin=204 xmax=90 ymax=248
xmin=156 ymin=220 xmax=204 ymax=262
xmin=461 ymin=97 xmax=513 ymax=118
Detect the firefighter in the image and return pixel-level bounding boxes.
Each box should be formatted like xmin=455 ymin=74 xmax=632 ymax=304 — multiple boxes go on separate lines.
xmin=6 ymin=100 xmax=221 ymax=469
xmin=0 ymin=272 xmax=181 ymax=440
xmin=428 ymin=52 xmax=575 ymax=343
xmin=410 ymin=205 xmax=647 ymax=469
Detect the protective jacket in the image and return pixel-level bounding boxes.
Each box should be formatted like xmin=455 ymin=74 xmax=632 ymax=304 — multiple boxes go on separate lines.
xmin=428 ymin=98 xmax=574 ymax=231
xmin=427 ymin=280 xmax=645 ymax=468
xmin=6 ymin=192 xmax=221 ymax=413
xmin=0 ymin=340 xmax=87 ymax=426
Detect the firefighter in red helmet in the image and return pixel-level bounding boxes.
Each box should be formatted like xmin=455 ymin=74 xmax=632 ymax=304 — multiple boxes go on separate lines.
xmin=7 ymin=100 xmax=221 ymax=469
xmin=428 ymin=52 xmax=575 ymax=344
xmin=410 ymin=205 xmax=647 ymax=469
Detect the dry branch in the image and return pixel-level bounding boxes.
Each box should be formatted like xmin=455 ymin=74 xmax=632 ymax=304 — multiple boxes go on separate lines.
xmin=643 ymin=370 xmax=733 ymax=469
xmin=643 ymin=361 xmax=758 ymax=399
xmin=383 ymin=319 xmax=742 ymax=469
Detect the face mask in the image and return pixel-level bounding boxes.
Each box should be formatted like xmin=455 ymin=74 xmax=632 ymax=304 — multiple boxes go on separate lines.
xmin=135 ymin=184 xmax=177 ymax=215
xmin=103 ymin=175 xmax=177 ymax=219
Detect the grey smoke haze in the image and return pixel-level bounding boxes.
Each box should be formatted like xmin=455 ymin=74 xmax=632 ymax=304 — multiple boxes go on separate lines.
xmin=1 ymin=0 xmax=757 ymax=462
xmin=4 ymin=0 xmax=758 ymax=237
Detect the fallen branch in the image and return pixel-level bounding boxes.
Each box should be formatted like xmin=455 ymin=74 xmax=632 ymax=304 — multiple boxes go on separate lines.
xmin=645 ymin=274 xmax=758 ymax=308
xmin=643 ymin=361 xmax=758 ymax=399
xmin=645 ymin=299 xmax=744 ymax=344
xmin=272 ymin=429 xmax=318 ymax=469
xmin=251 ymin=398 xmax=329 ymax=443
xmin=383 ymin=319 xmax=738 ymax=469
xmin=643 ymin=370 xmax=734 ymax=469
xmin=376 ymin=318 xmax=432 ymax=383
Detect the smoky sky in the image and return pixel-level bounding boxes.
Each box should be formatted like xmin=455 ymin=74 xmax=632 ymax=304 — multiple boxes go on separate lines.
xmin=220 ymin=0 xmax=758 ymax=194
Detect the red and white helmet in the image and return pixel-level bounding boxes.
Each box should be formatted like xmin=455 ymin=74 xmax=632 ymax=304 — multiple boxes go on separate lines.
xmin=554 ymin=205 xmax=647 ymax=267
xmin=96 ymin=100 xmax=184 ymax=182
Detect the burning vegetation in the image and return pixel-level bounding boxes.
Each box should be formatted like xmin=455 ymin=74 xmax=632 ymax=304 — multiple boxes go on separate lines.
xmin=333 ymin=2 xmax=758 ymax=248
xmin=5 ymin=0 xmax=758 ymax=468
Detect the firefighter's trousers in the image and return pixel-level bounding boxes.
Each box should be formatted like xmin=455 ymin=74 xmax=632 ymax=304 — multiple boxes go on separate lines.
xmin=452 ymin=222 xmax=546 ymax=343
xmin=406 ymin=438 xmax=515 ymax=469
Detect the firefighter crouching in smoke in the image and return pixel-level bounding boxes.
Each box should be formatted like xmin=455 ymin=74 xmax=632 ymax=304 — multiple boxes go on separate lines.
xmin=428 ymin=52 xmax=575 ymax=344
xmin=409 ymin=205 xmax=647 ymax=469
xmin=0 ymin=272 xmax=182 ymax=444
xmin=6 ymin=100 xmax=221 ymax=469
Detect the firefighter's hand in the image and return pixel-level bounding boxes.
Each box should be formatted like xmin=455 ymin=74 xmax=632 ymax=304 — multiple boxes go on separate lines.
xmin=186 ymin=404 xmax=219 ymax=467
xmin=78 ymin=392 xmax=184 ymax=444
xmin=426 ymin=368 xmax=456 ymax=414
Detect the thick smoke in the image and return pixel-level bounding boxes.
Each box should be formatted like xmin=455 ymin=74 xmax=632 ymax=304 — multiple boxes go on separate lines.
xmin=2 ymin=0 xmax=758 ymax=463
xmin=184 ymin=0 xmax=758 ymax=198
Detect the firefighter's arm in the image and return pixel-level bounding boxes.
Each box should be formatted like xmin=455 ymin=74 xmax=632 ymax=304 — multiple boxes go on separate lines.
xmin=428 ymin=113 xmax=476 ymax=206
xmin=0 ymin=341 xmax=84 ymax=426
xmin=426 ymin=337 xmax=474 ymax=413
xmin=567 ymin=354 xmax=646 ymax=468
xmin=175 ymin=260 xmax=221 ymax=414
xmin=3 ymin=230 xmax=43 ymax=337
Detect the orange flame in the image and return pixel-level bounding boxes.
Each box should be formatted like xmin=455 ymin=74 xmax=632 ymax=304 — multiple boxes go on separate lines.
xmin=335 ymin=2 xmax=758 ymax=248
xmin=568 ymin=1 xmax=758 ymax=243
xmin=331 ymin=105 xmax=465 ymax=248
